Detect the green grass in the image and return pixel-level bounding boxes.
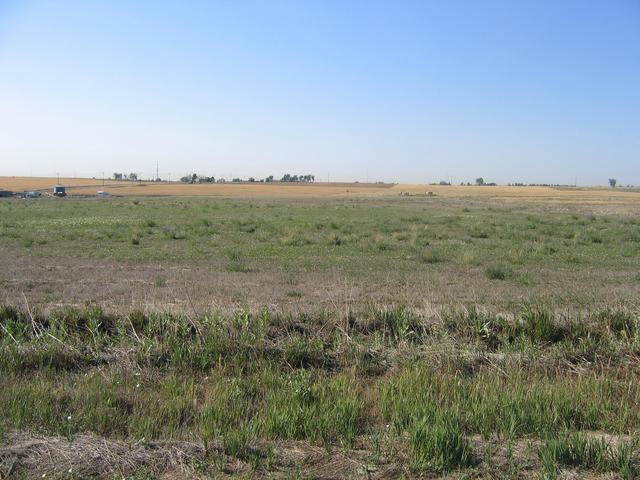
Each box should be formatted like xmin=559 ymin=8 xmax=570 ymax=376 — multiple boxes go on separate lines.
xmin=540 ymin=433 xmax=638 ymax=478
xmin=410 ymin=417 xmax=474 ymax=473
xmin=1 ymin=197 xmax=638 ymax=276
xmin=2 ymin=197 xmax=640 ymax=477
xmin=485 ymin=263 xmax=512 ymax=280
xmin=2 ymin=303 xmax=640 ymax=476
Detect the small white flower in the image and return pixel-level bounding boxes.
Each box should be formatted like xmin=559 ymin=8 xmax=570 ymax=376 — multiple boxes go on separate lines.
xmin=136 ymin=383 xmax=140 ymax=388
xmin=67 ymin=415 xmax=72 ymax=421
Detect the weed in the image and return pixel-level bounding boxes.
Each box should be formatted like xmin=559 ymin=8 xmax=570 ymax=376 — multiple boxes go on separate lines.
xmin=421 ymin=248 xmax=445 ymax=264
xmin=540 ymin=433 xmax=637 ymax=477
xmin=225 ymin=250 xmax=249 ymax=272
xmin=485 ymin=264 xmax=512 ymax=280
xmin=410 ymin=417 xmax=473 ymax=473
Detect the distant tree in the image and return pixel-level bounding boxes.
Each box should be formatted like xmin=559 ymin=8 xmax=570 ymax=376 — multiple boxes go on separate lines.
xmin=475 ymin=177 xmax=484 ymax=186
xmin=265 ymin=175 xmax=274 ymax=182
xmin=232 ymin=178 xmax=242 ymax=183
xmin=248 ymin=177 xmax=255 ymax=182
xmin=113 ymin=173 xmax=123 ymax=180
xmin=128 ymin=173 xmax=138 ymax=181
xmin=279 ymin=173 xmax=315 ymax=183
xmin=609 ymin=178 xmax=617 ymax=188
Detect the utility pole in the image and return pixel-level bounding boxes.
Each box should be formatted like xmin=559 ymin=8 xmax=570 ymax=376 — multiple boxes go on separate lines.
xmin=102 ymin=172 xmax=105 ymax=186
xmin=156 ymin=160 xmax=159 ymax=181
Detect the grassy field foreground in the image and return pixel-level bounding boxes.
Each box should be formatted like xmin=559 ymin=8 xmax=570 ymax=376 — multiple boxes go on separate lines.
xmin=1 ymin=304 xmax=640 ymax=478
xmin=1 ymin=195 xmax=640 ymax=478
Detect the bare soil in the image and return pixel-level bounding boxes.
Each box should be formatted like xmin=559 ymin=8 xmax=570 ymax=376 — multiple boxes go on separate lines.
xmin=2 ymin=253 xmax=638 ymax=315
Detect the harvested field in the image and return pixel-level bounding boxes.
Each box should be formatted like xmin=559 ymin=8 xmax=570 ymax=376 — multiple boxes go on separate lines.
xmin=2 ymin=176 xmax=640 ymax=205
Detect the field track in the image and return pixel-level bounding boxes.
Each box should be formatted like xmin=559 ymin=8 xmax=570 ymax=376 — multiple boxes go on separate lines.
xmin=1 ymin=176 xmax=639 ymax=204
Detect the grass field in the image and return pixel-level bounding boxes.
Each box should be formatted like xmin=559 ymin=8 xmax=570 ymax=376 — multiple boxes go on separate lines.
xmin=1 ymin=189 xmax=640 ymax=479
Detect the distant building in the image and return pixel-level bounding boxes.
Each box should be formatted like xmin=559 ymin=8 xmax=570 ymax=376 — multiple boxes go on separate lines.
xmin=53 ymin=185 xmax=66 ymax=197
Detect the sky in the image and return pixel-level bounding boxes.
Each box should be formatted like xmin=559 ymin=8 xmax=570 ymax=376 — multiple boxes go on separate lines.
xmin=0 ymin=1 xmax=638 ymax=185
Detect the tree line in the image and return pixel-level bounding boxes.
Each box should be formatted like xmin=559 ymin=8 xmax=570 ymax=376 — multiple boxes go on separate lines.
xmin=113 ymin=173 xmax=138 ymax=181
xmin=178 ymin=173 xmax=315 ymax=184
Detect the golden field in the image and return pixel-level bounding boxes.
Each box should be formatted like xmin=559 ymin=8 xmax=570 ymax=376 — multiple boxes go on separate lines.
xmin=1 ymin=176 xmax=639 ymax=204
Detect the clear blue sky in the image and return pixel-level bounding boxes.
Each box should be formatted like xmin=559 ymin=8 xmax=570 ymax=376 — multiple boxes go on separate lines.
xmin=1 ymin=1 xmax=638 ymax=185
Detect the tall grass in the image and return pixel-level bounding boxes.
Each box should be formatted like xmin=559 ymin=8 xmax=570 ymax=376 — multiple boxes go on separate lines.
xmin=540 ymin=433 xmax=638 ymax=478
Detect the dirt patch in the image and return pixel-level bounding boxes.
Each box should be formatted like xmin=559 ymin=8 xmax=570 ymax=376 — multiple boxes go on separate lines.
xmin=1 ymin=254 xmax=638 ymax=314
xmin=0 ymin=431 xmax=400 ymax=479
